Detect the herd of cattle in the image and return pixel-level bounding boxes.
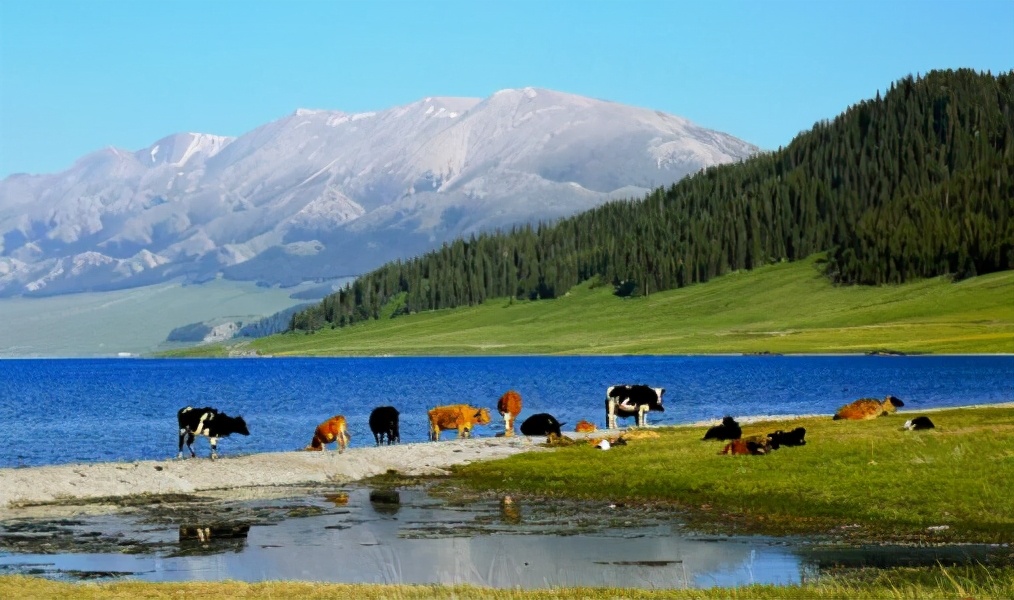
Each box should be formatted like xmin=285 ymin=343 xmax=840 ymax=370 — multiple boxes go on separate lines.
xmin=175 ymin=386 xmax=935 ymax=459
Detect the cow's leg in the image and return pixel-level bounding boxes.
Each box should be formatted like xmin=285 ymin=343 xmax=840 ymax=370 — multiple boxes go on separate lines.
xmin=606 ymin=398 xmax=618 ymax=429
xmin=636 ymin=404 xmax=649 ymax=427
xmin=178 ymin=428 xmax=187 ymax=459
xmin=185 ymin=432 xmax=196 ymax=458
xmin=209 ymin=437 xmax=218 ymax=460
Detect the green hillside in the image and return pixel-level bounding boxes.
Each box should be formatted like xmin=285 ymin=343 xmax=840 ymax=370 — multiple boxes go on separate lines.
xmin=289 ymin=69 xmax=1013 ymax=334
xmin=174 ymin=256 xmax=1013 ymax=357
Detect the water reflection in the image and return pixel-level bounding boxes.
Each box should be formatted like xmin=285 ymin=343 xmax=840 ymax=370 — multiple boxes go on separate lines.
xmin=369 ymin=489 xmax=400 ymax=516
xmin=0 ymin=487 xmax=1008 ymax=588
xmin=176 ymin=523 xmax=250 ymax=556
xmin=500 ymin=495 xmax=522 ymax=525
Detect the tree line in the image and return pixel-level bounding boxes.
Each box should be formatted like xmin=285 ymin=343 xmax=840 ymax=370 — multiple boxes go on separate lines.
xmin=290 ymin=69 xmax=1013 ymax=331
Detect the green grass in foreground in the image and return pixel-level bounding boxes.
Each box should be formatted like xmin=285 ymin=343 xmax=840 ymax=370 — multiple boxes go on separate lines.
xmin=3 ymin=565 xmax=1013 ymax=599
xmin=449 ymin=406 xmax=1014 ymax=542
xmin=171 ymin=257 xmax=1014 ymax=357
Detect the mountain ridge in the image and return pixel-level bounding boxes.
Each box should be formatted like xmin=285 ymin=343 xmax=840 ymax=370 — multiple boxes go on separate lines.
xmin=0 ymin=87 xmax=758 ymax=296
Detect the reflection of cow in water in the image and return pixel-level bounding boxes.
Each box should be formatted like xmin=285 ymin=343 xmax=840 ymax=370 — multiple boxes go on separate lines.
xmin=370 ymin=489 xmax=401 ymax=515
xmin=177 ymin=523 xmax=251 ymax=555
xmin=500 ymin=495 xmax=522 ymax=524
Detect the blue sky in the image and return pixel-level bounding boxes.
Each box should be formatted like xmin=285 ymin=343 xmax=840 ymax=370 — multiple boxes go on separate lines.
xmin=1 ymin=0 xmax=1011 ymax=178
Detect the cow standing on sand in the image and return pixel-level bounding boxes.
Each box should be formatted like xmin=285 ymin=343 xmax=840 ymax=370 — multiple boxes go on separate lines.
xmin=605 ymin=385 xmax=665 ymax=429
xmin=177 ymin=406 xmax=250 ymax=459
xmin=428 ymin=404 xmax=491 ymax=441
xmin=369 ymin=406 xmax=400 ymax=446
xmin=497 ymin=390 xmax=523 ymax=437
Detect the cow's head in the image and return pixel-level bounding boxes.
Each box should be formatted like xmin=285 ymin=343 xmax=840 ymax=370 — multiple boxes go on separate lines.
xmin=475 ymin=408 xmax=491 ymax=425
xmin=883 ymin=396 xmax=904 ymax=412
xmin=234 ymin=416 xmax=250 ymax=436
xmin=650 ymin=387 xmax=665 ymax=411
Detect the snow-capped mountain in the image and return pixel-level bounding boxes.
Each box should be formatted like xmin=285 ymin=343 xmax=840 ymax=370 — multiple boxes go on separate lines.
xmin=0 ymin=88 xmax=758 ymax=296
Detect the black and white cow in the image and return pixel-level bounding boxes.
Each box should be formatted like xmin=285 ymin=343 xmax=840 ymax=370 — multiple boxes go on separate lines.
xmin=903 ymin=416 xmax=935 ymax=431
xmin=369 ymin=405 xmax=401 ymax=446
xmin=177 ymin=406 xmax=250 ymax=459
xmin=605 ymin=385 xmax=665 ymax=429
xmin=519 ymin=413 xmax=564 ymax=437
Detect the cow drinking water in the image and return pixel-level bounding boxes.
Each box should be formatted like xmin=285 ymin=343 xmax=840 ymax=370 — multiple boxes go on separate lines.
xmin=306 ymin=415 xmax=350 ymax=453
xmin=605 ymin=385 xmax=665 ymax=429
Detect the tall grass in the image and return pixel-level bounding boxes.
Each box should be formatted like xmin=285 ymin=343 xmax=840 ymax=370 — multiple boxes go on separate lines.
xmin=182 ymin=257 xmax=1014 ymax=357
xmin=3 ymin=565 xmax=1013 ymax=599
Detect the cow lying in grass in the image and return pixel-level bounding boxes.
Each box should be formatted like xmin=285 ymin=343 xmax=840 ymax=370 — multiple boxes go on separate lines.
xmin=177 ymin=406 xmax=249 ymax=460
xmin=497 ymin=390 xmax=523 ymax=437
xmin=428 ymin=404 xmax=491 ymax=441
xmin=703 ymin=416 xmax=742 ymax=441
xmin=766 ymin=427 xmax=806 ymax=448
xmin=306 ymin=415 xmax=350 ymax=453
xmin=904 ymin=416 xmax=935 ymax=430
xmin=721 ymin=437 xmax=772 ymax=455
xmin=833 ymin=395 xmax=904 ymax=420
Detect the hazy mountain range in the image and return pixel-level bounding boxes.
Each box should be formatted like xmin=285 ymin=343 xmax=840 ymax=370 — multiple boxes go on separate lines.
xmin=0 ymin=87 xmax=758 ymax=297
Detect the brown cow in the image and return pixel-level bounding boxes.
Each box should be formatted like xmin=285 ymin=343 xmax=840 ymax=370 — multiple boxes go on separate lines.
xmin=833 ymin=395 xmax=904 ymax=420
xmin=721 ymin=437 xmax=771 ymax=455
xmin=497 ymin=390 xmax=523 ymax=437
xmin=306 ymin=415 xmax=350 ymax=453
xmin=428 ymin=404 xmax=491 ymax=441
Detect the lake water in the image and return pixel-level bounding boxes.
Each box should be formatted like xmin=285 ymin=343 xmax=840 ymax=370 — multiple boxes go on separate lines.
xmin=0 ymin=355 xmax=1011 ymax=588
xmin=0 ymin=355 xmax=1012 ymax=468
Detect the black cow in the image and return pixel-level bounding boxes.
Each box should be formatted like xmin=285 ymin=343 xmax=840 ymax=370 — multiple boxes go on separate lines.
xmin=177 ymin=406 xmax=249 ymax=459
xmin=703 ymin=416 xmax=742 ymax=441
xmin=605 ymin=385 xmax=665 ymax=428
xmin=369 ymin=406 xmax=401 ymax=446
xmin=520 ymin=413 xmax=564 ymax=437
xmin=766 ymin=427 xmax=806 ymax=449
xmin=904 ymin=416 xmax=935 ymax=430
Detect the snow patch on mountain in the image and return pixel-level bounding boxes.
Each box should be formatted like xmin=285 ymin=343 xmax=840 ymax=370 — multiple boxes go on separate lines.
xmin=0 ymin=87 xmax=758 ymax=297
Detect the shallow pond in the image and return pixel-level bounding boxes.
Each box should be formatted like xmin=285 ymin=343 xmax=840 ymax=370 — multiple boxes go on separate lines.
xmin=1 ymin=486 xmax=1008 ymax=588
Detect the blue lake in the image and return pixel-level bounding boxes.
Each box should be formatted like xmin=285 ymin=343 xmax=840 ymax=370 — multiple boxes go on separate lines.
xmin=0 ymin=355 xmax=1012 ymax=468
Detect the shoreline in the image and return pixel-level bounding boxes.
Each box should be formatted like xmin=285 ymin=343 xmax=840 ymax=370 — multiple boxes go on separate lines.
xmin=3 ymin=402 xmax=1012 ymax=516
xmin=0 ymin=436 xmax=547 ymax=515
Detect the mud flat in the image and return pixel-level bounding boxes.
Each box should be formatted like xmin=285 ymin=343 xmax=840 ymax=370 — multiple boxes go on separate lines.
xmin=0 ymin=436 xmax=550 ymax=515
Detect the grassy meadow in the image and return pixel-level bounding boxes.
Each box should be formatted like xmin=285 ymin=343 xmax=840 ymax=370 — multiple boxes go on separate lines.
xmin=170 ymin=257 xmax=1014 ymax=357
xmin=448 ymin=405 xmax=1014 ymax=543
xmin=3 ymin=566 xmax=1013 ymax=600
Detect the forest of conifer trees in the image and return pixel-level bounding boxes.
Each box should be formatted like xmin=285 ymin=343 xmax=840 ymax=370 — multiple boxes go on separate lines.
xmin=290 ymin=69 xmax=1013 ymax=332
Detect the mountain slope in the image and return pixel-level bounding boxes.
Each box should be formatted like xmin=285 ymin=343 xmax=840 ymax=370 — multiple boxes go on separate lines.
xmin=169 ymin=257 xmax=1014 ymax=357
xmin=0 ymin=88 xmax=757 ymax=296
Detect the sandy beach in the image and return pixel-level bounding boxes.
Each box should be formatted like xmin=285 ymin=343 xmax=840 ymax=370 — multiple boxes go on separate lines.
xmin=0 ymin=435 xmax=551 ymax=516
